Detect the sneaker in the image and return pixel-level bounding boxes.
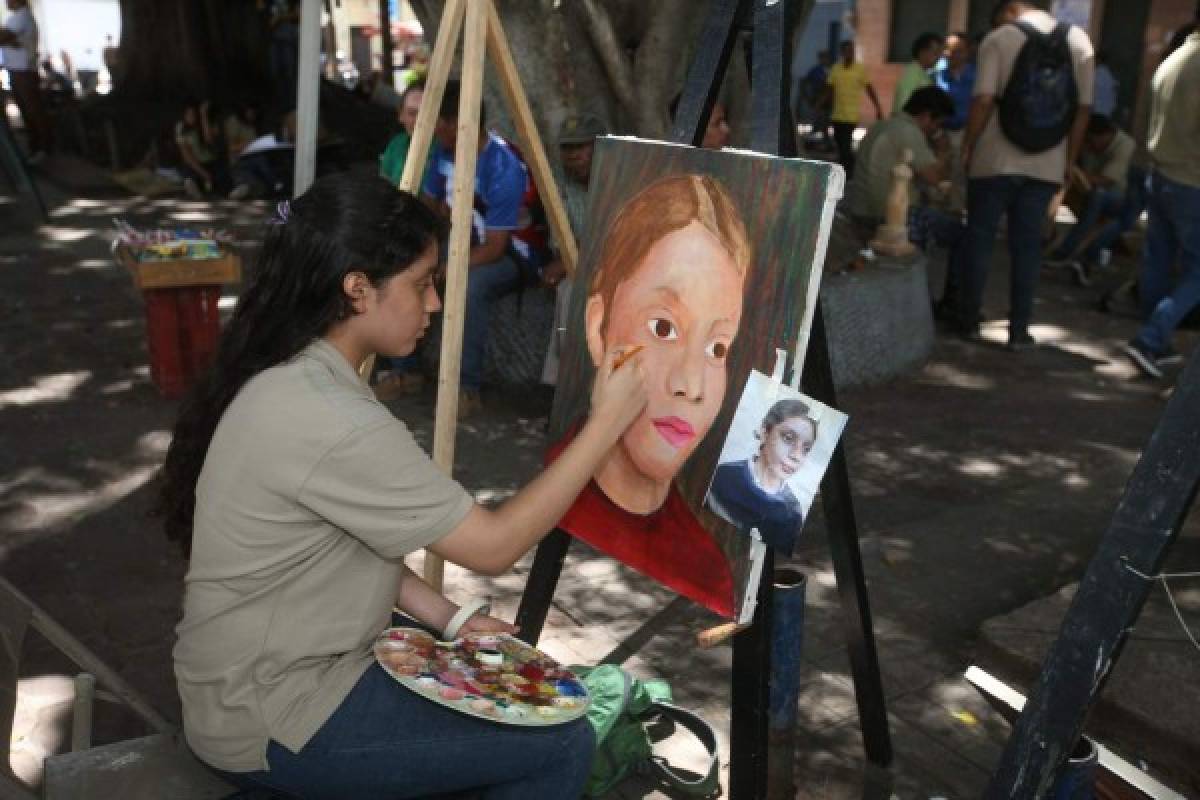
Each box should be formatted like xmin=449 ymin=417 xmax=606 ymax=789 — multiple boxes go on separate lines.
xmin=1007 ymin=330 xmax=1037 ymax=352
xmin=1123 ymin=340 xmax=1164 ymax=379
xmin=458 ymin=388 xmax=483 ymax=420
xmin=228 ymin=183 xmax=252 ymax=201
xmin=1068 ymin=260 xmax=1092 ymax=287
xmin=183 ymin=178 xmax=203 ymax=199
xmin=1156 ymin=348 xmax=1185 ymax=367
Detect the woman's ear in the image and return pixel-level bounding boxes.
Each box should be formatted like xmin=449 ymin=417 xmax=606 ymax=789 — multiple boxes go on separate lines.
xmin=342 ymin=271 xmax=371 ymax=314
xmin=584 ymin=295 xmax=606 ymax=368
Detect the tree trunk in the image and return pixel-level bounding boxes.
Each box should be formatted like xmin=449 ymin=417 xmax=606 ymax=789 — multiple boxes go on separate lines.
xmin=408 ymin=0 xmax=711 ymax=150
xmin=115 ymin=0 xmax=272 ymax=104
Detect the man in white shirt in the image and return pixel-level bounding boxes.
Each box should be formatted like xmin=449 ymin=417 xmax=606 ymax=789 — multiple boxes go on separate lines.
xmin=0 ymin=0 xmax=51 ymax=161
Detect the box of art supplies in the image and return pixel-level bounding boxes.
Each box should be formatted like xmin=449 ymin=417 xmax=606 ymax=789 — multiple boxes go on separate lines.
xmin=112 ymin=224 xmax=241 ymax=398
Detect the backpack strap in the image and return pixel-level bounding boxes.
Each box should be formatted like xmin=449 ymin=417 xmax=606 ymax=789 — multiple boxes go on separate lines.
xmin=1012 ymin=18 xmax=1071 ymax=45
xmin=641 ymin=701 xmax=720 ymax=797
xmin=1011 ymin=18 xmax=1039 ymax=40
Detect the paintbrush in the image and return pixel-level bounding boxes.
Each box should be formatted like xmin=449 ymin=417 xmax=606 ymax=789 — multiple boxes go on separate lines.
xmin=613 ymin=345 xmax=644 ymax=371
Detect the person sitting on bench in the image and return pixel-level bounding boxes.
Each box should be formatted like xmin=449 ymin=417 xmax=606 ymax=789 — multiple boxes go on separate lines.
xmin=162 ymin=173 xmax=647 ymax=799
xmin=1047 ymin=114 xmax=1139 ymax=285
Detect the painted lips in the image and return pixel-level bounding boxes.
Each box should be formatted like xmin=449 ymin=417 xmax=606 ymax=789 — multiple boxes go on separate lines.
xmin=652 ymin=416 xmax=696 ymax=448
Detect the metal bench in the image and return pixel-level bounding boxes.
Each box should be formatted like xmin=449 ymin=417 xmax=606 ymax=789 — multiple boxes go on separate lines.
xmin=0 ymin=576 xmax=235 ymax=800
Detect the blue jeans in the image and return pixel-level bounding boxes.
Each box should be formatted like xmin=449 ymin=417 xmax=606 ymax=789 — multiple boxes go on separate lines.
xmin=908 ymin=206 xmax=968 ymax=303
xmin=963 ymin=175 xmax=1059 ymax=335
xmin=1079 ymin=166 xmax=1149 ymax=263
xmin=462 ymin=255 xmax=521 ymax=390
xmin=1133 ymin=171 xmax=1200 ymax=356
xmin=213 ymin=663 xmax=595 ymax=799
xmin=1053 ymin=187 xmax=1125 ymax=261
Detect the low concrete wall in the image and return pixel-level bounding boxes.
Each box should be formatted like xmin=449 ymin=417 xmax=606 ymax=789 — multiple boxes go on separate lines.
xmin=820 ymin=255 xmax=934 ymax=391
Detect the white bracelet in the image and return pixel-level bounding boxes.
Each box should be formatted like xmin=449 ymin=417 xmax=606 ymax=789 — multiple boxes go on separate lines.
xmin=443 ymin=599 xmax=491 ymax=640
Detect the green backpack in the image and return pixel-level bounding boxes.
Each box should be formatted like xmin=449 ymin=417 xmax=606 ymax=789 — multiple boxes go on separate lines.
xmin=572 ymin=664 xmax=720 ymax=798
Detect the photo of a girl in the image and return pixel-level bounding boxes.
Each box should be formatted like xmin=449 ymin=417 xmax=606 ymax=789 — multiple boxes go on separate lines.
xmin=704 ymin=371 xmax=848 ymax=557
xmin=708 ymin=398 xmax=818 ymax=554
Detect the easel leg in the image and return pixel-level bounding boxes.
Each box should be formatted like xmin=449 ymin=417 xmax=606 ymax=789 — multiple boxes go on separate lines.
xmin=986 ymin=354 xmax=1200 ymax=797
xmin=802 ymin=303 xmax=893 ymax=767
xmin=424 ymin=0 xmax=489 ymax=592
xmin=669 ymin=0 xmax=743 ymax=147
xmin=731 ymin=550 xmax=774 ymax=800
xmin=731 ymin=2 xmax=797 ymax=795
xmin=514 ymin=528 xmax=571 ymax=646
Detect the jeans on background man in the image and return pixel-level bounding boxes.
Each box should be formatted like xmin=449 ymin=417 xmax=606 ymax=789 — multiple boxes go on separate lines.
xmin=461 ymin=255 xmax=522 ymax=391
xmin=961 ymin=176 xmax=1058 ymax=342
xmin=1129 ymin=172 xmax=1200 ymax=362
xmin=1078 ymin=165 xmax=1149 ymax=266
xmin=1054 ymin=188 xmax=1123 ymax=262
xmin=908 ymin=205 xmax=968 ymax=313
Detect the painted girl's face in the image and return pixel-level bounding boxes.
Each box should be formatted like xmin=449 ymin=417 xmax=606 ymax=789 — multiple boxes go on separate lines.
xmin=587 ymin=221 xmax=745 ymax=485
xmin=760 ymin=416 xmax=815 ymax=485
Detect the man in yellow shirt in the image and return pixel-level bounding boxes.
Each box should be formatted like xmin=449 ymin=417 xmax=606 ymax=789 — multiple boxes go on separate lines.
xmin=822 ymin=40 xmax=883 ymax=178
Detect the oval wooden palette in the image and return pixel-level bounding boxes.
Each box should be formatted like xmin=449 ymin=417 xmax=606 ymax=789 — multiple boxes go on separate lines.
xmin=374 ymin=627 xmax=590 ymax=727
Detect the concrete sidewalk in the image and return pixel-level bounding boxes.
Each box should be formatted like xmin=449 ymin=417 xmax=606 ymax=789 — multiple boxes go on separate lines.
xmin=1 ymin=165 xmax=1197 ymax=798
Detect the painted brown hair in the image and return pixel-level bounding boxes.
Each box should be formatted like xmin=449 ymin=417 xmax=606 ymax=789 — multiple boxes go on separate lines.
xmin=588 ymin=173 xmax=752 ymax=332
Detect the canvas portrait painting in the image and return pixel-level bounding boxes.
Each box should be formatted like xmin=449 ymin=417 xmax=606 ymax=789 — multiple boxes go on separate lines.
xmin=705 ymin=370 xmax=848 ymax=557
xmin=548 ymin=137 xmax=842 ymax=621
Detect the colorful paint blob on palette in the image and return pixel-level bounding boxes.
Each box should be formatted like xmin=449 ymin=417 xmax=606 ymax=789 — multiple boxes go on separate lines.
xmin=374 ymin=627 xmax=590 ymax=726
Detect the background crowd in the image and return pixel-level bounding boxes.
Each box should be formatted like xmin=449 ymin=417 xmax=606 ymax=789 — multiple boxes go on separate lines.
xmin=5 ymin=0 xmax=1197 ymax=403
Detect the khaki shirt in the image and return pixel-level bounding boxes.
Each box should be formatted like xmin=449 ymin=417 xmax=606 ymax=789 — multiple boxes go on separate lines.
xmin=848 ymin=112 xmax=936 ymax=220
xmin=1080 ymin=129 xmax=1136 ymax=193
xmin=174 ymin=339 xmax=474 ymax=772
xmin=1148 ymin=32 xmax=1200 ymax=188
xmin=970 ymin=10 xmax=1095 ymax=183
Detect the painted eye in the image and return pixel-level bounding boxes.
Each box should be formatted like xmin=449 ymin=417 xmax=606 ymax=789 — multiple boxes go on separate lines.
xmin=706 ymin=340 xmax=729 ymax=359
xmin=647 ymin=318 xmax=678 ymax=340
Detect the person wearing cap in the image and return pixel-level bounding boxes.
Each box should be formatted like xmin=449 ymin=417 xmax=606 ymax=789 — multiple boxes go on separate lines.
xmin=541 ymin=112 xmax=607 ymax=386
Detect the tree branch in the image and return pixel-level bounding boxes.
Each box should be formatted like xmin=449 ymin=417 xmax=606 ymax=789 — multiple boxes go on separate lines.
xmin=631 ymin=0 xmax=692 ymax=136
xmin=576 ymin=0 xmax=637 ymax=116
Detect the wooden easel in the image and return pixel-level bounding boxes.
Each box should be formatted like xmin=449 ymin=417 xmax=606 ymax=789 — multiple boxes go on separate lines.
xmin=514 ymin=0 xmax=893 ymax=795
xmin=358 ymin=0 xmax=578 ymax=591
xmin=986 ymin=354 xmax=1200 ymax=797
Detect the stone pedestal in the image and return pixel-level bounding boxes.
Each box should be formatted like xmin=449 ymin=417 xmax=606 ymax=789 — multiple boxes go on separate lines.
xmin=820 ymin=252 xmax=933 ymax=390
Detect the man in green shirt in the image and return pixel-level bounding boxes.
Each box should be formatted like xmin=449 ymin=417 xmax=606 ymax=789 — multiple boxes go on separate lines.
xmin=893 ymin=32 xmax=944 ymax=115
xmin=376 ymin=80 xmax=430 ymax=399
xmin=379 ymin=80 xmax=426 ymax=186
xmin=1124 ymin=26 xmax=1200 ymax=378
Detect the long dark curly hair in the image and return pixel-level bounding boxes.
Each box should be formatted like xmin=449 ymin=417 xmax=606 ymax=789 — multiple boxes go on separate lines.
xmin=159 ymin=173 xmax=445 ymax=556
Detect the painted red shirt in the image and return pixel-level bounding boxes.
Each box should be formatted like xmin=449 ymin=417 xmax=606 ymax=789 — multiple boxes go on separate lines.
xmin=547 ymin=428 xmax=736 ymax=617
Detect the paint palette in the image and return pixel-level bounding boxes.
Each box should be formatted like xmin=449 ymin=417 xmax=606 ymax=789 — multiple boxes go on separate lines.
xmin=374 ymin=627 xmax=590 ymax=726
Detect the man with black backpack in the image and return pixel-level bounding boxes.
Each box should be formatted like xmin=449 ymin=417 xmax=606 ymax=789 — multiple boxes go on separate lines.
xmin=957 ymin=0 xmax=1094 ymax=350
